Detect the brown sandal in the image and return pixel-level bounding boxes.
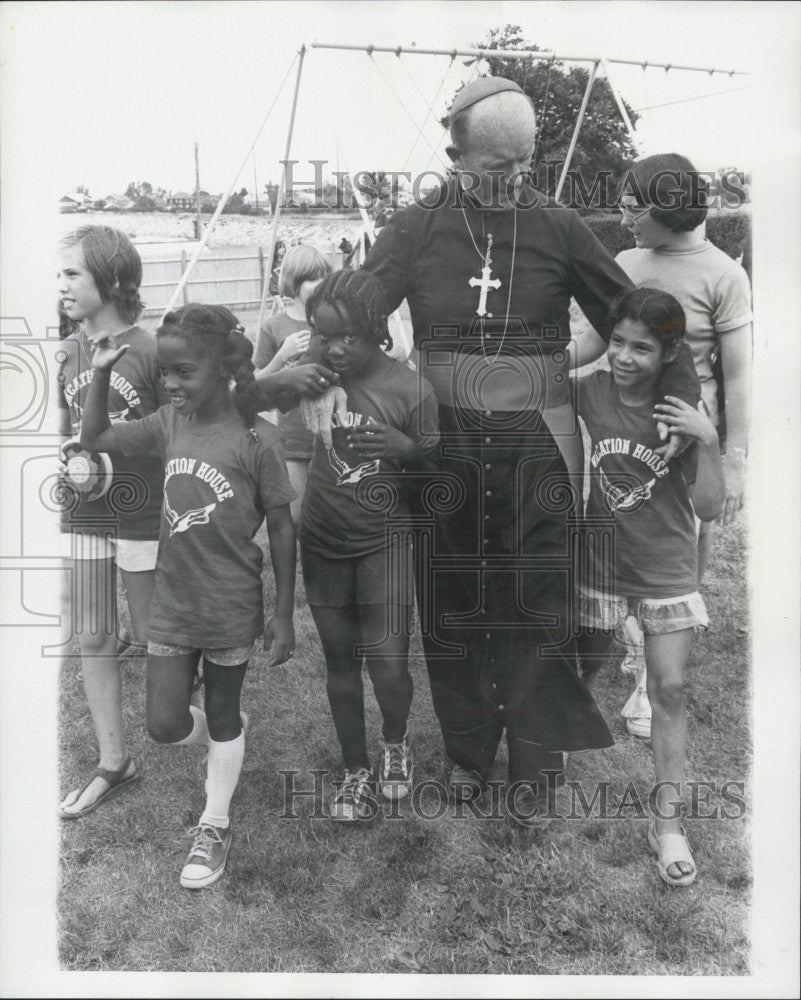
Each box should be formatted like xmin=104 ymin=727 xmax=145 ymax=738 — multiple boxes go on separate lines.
xmin=58 ymin=755 xmax=141 ymax=820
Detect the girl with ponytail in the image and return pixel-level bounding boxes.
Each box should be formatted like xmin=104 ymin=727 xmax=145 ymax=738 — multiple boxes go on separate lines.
xmin=80 ymin=303 xmax=297 ymax=889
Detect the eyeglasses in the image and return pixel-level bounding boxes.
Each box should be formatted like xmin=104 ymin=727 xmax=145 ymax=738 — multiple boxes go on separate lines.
xmin=618 ymin=203 xmax=652 ymax=221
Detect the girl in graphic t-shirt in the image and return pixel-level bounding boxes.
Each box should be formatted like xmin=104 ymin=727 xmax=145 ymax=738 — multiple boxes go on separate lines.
xmin=614 ymin=153 xmax=752 ymax=735
xmin=80 ymin=304 xmax=297 ymax=889
xmin=254 ymin=244 xmax=332 ymax=522
xmin=57 ymin=226 xmax=165 ymax=821
xmin=299 ymin=270 xmax=440 ymax=821
xmin=575 ymin=287 xmax=725 ymax=887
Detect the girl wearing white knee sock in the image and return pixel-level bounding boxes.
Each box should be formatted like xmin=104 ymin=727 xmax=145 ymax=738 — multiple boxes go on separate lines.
xmin=81 ymin=303 xmax=296 ymax=888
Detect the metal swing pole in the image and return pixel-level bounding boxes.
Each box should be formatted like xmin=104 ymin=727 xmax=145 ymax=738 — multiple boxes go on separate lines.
xmin=257 ymin=44 xmax=307 ymax=332
xmin=161 ymin=52 xmax=301 ymax=319
xmin=307 ymin=51 xmax=413 ymax=361
xmin=601 ymin=58 xmax=641 ymax=151
xmin=309 ymin=41 xmax=747 ymax=77
xmin=554 ymin=59 xmax=599 ymax=202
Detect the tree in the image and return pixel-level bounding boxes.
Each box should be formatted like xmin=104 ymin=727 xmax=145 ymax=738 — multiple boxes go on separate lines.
xmin=220 ymin=187 xmax=257 ymax=214
xmin=444 ymin=25 xmax=640 ymax=204
xmin=124 ymin=180 xmax=158 ymax=212
xmin=125 ymin=180 xmax=154 ymax=200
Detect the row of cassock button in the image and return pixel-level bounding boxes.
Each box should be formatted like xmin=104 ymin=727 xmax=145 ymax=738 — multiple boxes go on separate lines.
xmin=481 ymin=411 xmax=503 ymax=713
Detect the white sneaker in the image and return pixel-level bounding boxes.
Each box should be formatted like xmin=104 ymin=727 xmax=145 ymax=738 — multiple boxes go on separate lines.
xmin=378 ymin=736 xmax=413 ymax=801
xmin=330 ymin=768 xmax=377 ymax=821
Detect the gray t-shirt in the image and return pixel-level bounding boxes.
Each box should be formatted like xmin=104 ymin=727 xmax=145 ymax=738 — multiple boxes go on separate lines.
xmin=110 ymin=407 xmax=296 ymax=647
xmin=300 ymin=360 xmax=440 ymax=558
xmin=58 ymin=325 xmax=165 ymax=539
xmin=576 ymin=369 xmax=698 ymax=598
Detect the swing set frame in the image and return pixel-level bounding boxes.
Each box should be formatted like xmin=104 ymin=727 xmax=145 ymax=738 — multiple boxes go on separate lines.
xmin=163 ymin=39 xmax=748 ymax=340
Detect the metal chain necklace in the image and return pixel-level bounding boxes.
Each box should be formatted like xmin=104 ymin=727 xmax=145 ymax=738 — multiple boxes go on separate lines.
xmin=459 ymin=192 xmax=517 ymax=365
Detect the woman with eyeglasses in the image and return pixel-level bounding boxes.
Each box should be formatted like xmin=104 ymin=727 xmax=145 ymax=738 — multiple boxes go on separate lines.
xmin=612 ymin=153 xmax=752 ymax=739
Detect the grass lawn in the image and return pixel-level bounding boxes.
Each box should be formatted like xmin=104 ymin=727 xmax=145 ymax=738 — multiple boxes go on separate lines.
xmin=58 ymin=517 xmax=750 ymax=975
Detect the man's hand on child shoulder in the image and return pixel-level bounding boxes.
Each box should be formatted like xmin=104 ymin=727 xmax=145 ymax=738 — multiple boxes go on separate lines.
xmin=653 ymin=396 xmax=719 ymax=451
xmin=87 ymin=330 xmax=129 ymax=370
xmin=264 ymin=613 xmax=295 ymax=667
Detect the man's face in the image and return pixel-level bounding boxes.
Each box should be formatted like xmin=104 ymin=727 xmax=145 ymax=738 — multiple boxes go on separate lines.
xmin=448 ymin=94 xmax=537 ymax=210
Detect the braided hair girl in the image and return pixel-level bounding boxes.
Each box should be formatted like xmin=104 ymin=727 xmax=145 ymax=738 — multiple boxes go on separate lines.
xmin=80 ymin=302 xmax=297 ymax=889
xmin=299 ymin=268 xmax=441 ymax=820
xmin=305 ymin=267 xmax=393 ymax=354
xmin=156 ymin=304 xmax=262 ymax=432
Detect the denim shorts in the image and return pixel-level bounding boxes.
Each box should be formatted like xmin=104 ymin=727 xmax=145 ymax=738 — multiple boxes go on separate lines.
xmin=577 ymin=584 xmax=709 ymax=635
xmin=146 ymin=641 xmax=255 ymax=666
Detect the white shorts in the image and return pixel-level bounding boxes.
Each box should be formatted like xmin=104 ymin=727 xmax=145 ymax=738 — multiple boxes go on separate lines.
xmin=61 ymin=533 xmax=159 ymax=573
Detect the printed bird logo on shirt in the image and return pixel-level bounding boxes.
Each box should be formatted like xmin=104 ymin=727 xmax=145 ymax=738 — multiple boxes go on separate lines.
xmin=163 ymin=494 xmax=217 ymax=536
xmin=599 ymin=467 xmax=656 ymax=513
xmin=326 ymin=447 xmax=380 ymax=486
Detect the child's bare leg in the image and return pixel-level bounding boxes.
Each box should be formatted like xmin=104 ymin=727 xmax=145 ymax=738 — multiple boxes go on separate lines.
xmin=645 ymin=628 xmax=693 ymax=878
xmin=697 ymin=521 xmax=712 ymax=585
xmin=310 ymin=604 xmax=370 ymax=771
xmin=119 ymin=567 xmax=155 ymax=645
xmin=359 ymin=604 xmax=413 ymax=742
xmin=286 ymin=460 xmax=309 ymax=525
xmin=60 ymin=558 xmax=132 ymax=816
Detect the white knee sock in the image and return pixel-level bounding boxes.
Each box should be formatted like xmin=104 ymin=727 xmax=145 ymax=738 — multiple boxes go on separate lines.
xmin=175 ymin=704 xmax=209 ymax=746
xmin=199 ymin=731 xmax=245 ymax=829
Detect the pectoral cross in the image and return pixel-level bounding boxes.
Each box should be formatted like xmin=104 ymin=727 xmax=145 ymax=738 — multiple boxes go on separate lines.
xmin=468 ymin=234 xmax=501 ymax=318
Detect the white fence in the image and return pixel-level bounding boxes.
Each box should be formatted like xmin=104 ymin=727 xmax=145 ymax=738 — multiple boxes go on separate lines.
xmin=140 ymin=245 xmax=347 ymax=316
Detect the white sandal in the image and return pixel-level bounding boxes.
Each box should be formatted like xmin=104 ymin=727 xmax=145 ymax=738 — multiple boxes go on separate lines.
xmin=647 ymin=820 xmax=697 ymax=887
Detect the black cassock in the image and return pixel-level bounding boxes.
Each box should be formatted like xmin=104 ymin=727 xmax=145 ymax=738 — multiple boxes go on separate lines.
xmin=364 ymin=180 xmax=696 ymax=785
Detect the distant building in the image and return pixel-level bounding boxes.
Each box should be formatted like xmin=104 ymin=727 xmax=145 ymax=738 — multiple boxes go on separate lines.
xmin=59 ymin=192 xmax=92 ymax=213
xmin=59 ymin=194 xmax=82 ymax=213
xmin=167 ymin=190 xmax=220 ymax=213
xmin=102 ymin=193 xmax=135 ymax=212
xmin=167 ymin=191 xmax=195 ymax=211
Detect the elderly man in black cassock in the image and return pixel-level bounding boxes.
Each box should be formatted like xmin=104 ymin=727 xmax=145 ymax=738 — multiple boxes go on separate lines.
xmin=360 ymin=76 xmax=699 ymax=825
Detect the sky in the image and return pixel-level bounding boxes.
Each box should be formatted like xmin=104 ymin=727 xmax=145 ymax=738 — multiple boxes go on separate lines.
xmin=1 ymin=1 xmax=769 ymax=200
